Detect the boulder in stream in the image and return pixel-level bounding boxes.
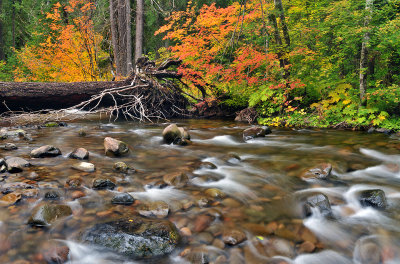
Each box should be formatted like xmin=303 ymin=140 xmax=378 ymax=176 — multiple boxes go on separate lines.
xmin=138 ymin=201 xmax=170 ymax=218
xmin=300 ymin=163 xmax=332 ymax=180
xmin=1 ymin=143 xmax=17 ymax=150
xmin=69 ymin=148 xmax=89 ymax=160
xmin=243 ymin=126 xmax=271 ymax=141
xmin=111 ymin=193 xmax=135 ymax=205
xmin=303 ymin=193 xmax=333 ymax=218
xmin=92 ymin=178 xmax=116 ymax=190
xmin=359 ymin=189 xmax=387 ymax=210
xmin=104 ymin=137 xmax=129 ymax=156
xmin=5 ymin=157 xmax=30 ymax=173
xmin=79 ymin=218 xmax=181 ymax=259
xmin=162 ymin=124 xmax=190 ymax=145
xmin=28 ymin=204 xmax=72 ymax=226
xmin=31 ymin=145 xmax=62 ymax=158
xmin=72 ymin=162 xmax=95 ymax=173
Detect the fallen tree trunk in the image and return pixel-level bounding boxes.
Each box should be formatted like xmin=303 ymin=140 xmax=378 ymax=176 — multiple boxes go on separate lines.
xmin=0 ymin=57 xmax=201 ymax=125
xmin=0 ymin=80 xmax=132 ymax=112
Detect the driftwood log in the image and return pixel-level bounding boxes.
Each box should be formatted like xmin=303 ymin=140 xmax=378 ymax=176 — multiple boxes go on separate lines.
xmin=0 ymin=57 xmax=203 ymax=124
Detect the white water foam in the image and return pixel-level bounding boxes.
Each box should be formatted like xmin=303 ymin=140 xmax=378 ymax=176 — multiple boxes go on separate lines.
xmin=294 ymin=250 xmax=352 ymax=264
xmin=129 ymin=186 xmax=187 ymax=202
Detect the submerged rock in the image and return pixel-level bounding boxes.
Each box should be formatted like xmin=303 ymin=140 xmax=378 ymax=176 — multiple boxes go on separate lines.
xmin=0 ymin=193 xmax=22 ymax=206
xmin=353 ymin=236 xmax=382 ymax=264
xmin=303 ymin=193 xmax=333 ymax=217
xmin=111 ymin=193 xmax=135 ymax=205
xmin=222 ymin=229 xmax=247 ymax=245
xmin=243 ymin=126 xmax=271 ymax=141
xmin=1 ymin=143 xmax=17 ymax=151
xmin=44 ymin=190 xmax=61 ymax=200
xmin=72 ymin=162 xmax=95 ymax=172
xmin=113 ymin=162 xmax=130 ymax=173
xmin=65 ymin=176 xmax=83 ymax=189
xmin=92 ymin=178 xmax=116 ymax=190
xmin=104 ymin=137 xmax=129 ymax=156
xmin=31 ymin=145 xmax=62 ymax=158
xmin=69 ymin=148 xmax=89 ymax=160
xmin=138 ymin=201 xmax=170 ymax=218
xmin=301 ymin=163 xmax=332 ymax=180
xmin=359 ymin=189 xmax=387 ymax=209
xmin=28 ymin=204 xmax=72 ymax=226
xmin=80 ymin=218 xmax=181 ymax=259
xmin=5 ymin=157 xmax=30 ymax=173
xmin=163 ymin=172 xmax=189 ymax=187
xmin=162 ymin=124 xmax=190 ymax=145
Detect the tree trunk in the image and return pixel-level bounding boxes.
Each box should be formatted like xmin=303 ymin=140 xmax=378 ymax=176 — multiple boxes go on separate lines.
xmin=126 ymin=0 xmax=132 ymax=72
xmin=109 ymin=0 xmax=121 ymax=76
xmin=0 ymin=80 xmax=132 ymax=111
xmin=0 ymin=0 xmax=4 ymax=60
xmin=135 ymin=0 xmax=144 ymax=64
xmin=12 ymin=0 xmax=15 ymax=49
xmin=359 ymin=0 xmax=374 ymax=106
xmin=118 ymin=0 xmax=128 ymax=76
xmin=274 ymin=0 xmax=290 ymax=47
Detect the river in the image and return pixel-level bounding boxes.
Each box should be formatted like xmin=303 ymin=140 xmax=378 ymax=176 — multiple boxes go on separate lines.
xmin=0 ymin=119 xmax=399 ymax=264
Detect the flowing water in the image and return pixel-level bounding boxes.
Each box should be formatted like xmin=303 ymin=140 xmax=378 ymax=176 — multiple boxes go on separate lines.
xmin=1 ymin=119 xmax=400 ymax=263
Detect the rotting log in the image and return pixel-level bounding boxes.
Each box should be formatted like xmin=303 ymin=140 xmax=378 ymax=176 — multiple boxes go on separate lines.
xmin=0 ymin=80 xmax=132 ymax=112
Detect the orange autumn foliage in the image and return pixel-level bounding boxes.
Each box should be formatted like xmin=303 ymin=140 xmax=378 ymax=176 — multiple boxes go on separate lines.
xmin=14 ymin=0 xmax=108 ymax=82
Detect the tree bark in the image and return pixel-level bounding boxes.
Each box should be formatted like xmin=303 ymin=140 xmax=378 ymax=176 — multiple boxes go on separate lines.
xmin=0 ymin=0 xmax=4 ymax=60
xmin=126 ymin=0 xmax=132 ymax=72
xmin=274 ymin=0 xmax=290 ymax=47
xmin=135 ymin=0 xmax=144 ymax=64
xmin=109 ymin=0 xmax=121 ymax=76
xmin=0 ymin=80 xmax=132 ymax=111
xmin=118 ymin=0 xmax=128 ymax=76
xmin=359 ymin=0 xmax=374 ymax=106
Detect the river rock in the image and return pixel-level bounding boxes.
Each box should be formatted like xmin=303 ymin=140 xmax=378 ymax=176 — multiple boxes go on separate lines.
xmin=222 ymin=229 xmax=247 ymax=245
xmin=1 ymin=143 xmax=17 ymax=150
xmin=243 ymin=126 xmax=271 ymax=141
xmin=303 ymin=193 xmax=333 ymax=218
xmin=5 ymin=157 xmax=30 ymax=173
xmin=353 ymin=237 xmax=382 ymax=264
xmin=31 ymin=145 xmax=62 ymax=158
xmin=28 ymin=204 xmax=72 ymax=226
xmin=301 ymin=163 xmax=332 ymax=180
xmin=65 ymin=176 xmax=83 ymax=189
xmin=69 ymin=148 xmax=89 ymax=160
xmin=163 ymin=172 xmax=189 ymax=187
xmin=205 ymin=188 xmax=225 ymax=199
xmin=111 ymin=193 xmax=134 ymax=205
xmin=104 ymin=137 xmax=129 ymax=156
xmin=359 ymin=189 xmax=387 ymax=209
xmin=113 ymin=162 xmax=129 ymax=173
xmin=162 ymin=124 xmax=190 ymax=145
xmin=92 ymin=178 xmax=116 ymax=190
xmin=44 ymin=190 xmax=61 ymax=200
xmin=80 ymin=218 xmax=181 ymax=259
xmin=0 ymin=159 xmax=6 ymax=173
xmin=138 ymin=201 xmax=169 ymax=218
xmin=0 ymin=193 xmax=22 ymax=206
xmin=42 ymin=244 xmax=70 ymax=264
xmin=1 ymin=182 xmax=35 ymax=194
xmin=72 ymin=162 xmax=95 ymax=172
xmin=199 ymin=162 xmax=217 ymax=170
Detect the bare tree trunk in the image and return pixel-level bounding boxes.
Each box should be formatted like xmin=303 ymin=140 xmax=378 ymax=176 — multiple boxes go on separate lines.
xmin=12 ymin=0 xmax=15 ymax=49
xmin=359 ymin=0 xmax=374 ymax=106
xmin=274 ymin=0 xmax=290 ymax=47
xmin=118 ymin=0 xmax=128 ymax=76
xmin=126 ymin=0 xmax=132 ymax=72
xmin=0 ymin=0 xmax=4 ymax=60
xmin=135 ymin=0 xmax=144 ymax=64
xmin=109 ymin=0 xmax=121 ymax=76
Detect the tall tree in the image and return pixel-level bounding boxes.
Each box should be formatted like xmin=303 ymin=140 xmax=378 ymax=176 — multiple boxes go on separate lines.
xmin=0 ymin=0 xmax=4 ymax=60
xmin=359 ymin=0 xmax=374 ymax=106
xmin=109 ymin=0 xmax=132 ymax=76
xmin=135 ymin=0 xmax=144 ymax=64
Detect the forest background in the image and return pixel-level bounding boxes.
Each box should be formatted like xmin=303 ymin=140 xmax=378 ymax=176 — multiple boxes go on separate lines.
xmin=0 ymin=0 xmax=400 ymax=130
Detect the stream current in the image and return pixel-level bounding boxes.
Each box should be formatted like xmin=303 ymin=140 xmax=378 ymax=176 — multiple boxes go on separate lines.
xmin=1 ymin=119 xmax=400 ymax=264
